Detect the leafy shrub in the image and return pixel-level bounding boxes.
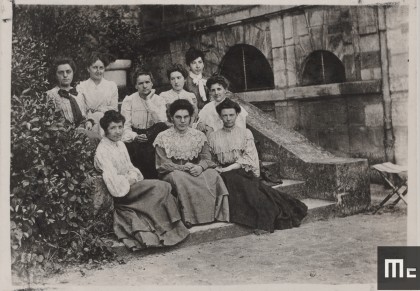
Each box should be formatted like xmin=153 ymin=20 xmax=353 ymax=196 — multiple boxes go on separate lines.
xmin=11 ymin=6 xmax=116 ymax=281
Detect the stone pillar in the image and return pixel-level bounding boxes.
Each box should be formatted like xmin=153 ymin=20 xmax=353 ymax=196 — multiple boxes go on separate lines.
xmin=269 ymin=16 xmax=287 ymax=89
xmin=385 ymin=5 xmax=409 ymax=166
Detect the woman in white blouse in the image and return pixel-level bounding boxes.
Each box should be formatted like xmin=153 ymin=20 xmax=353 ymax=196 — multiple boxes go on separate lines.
xmin=196 ymin=75 xmax=247 ymax=136
xmin=159 ymin=64 xmax=198 ymax=122
xmin=94 ymin=110 xmax=189 ymax=250
xmin=77 ymin=52 xmax=119 ymax=134
xmin=46 ymin=56 xmax=101 ymax=143
xmin=208 ymin=98 xmax=307 ymax=234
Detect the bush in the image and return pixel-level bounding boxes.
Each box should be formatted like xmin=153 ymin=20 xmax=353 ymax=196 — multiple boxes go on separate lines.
xmin=11 ymin=6 xmax=116 ymax=281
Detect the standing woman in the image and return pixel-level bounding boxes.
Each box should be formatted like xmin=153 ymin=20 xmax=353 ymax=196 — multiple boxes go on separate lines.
xmin=208 ymin=98 xmax=307 ymax=233
xmin=77 ymin=52 xmax=119 ymax=134
xmin=184 ymin=47 xmax=210 ymax=110
xmin=154 ymin=99 xmax=229 ymax=228
xmin=160 ymin=64 xmax=198 ymax=122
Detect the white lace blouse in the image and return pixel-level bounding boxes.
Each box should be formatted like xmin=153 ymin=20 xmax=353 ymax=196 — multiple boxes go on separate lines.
xmin=208 ymin=126 xmax=260 ymax=177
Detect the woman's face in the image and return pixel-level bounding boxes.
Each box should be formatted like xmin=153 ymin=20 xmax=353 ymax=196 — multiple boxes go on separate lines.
xmin=220 ymin=108 xmax=238 ymax=128
xmin=172 ymin=109 xmax=191 ymax=133
xmin=106 ymin=121 xmax=124 ymax=142
xmin=56 ymin=64 xmax=74 ymax=88
xmin=170 ymin=71 xmax=185 ymax=92
xmin=136 ymin=74 xmax=153 ymax=97
xmin=209 ymin=83 xmax=226 ymax=102
xmin=87 ymin=59 xmax=105 ymax=81
xmin=189 ymin=57 xmax=204 ymax=75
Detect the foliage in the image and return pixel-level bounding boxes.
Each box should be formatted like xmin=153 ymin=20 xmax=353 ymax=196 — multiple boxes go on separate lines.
xmin=11 ymin=6 xmax=116 ymax=281
xmin=13 ymin=5 xmax=143 ymax=82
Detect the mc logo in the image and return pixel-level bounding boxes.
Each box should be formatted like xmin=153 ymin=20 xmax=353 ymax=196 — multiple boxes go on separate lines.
xmin=378 ymin=247 xmax=420 ymax=290
xmin=385 ymin=259 xmax=417 ymax=278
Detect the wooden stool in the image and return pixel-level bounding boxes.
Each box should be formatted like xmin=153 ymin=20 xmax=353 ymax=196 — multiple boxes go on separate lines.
xmin=371 ymin=162 xmax=407 ymax=214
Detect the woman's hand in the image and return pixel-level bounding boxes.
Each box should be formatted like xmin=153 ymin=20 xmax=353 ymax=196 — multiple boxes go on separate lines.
xmin=189 ymin=165 xmax=203 ymax=177
xmin=215 ymin=166 xmax=224 ymax=173
xmin=85 ymin=120 xmax=94 ymax=130
xmin=128 ymin=177 xmax=137 ymax=185
xmin=196 ymin=122 xmax=206 ymax=132
xmin=184 ymin=162 xmax=194 ymax=171
xmin=135 ymin=134 xmax=148 ymax=143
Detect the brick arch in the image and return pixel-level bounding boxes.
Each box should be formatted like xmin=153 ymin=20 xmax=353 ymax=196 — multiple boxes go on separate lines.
xmin=300 ymin=50 xmax=346 ymax=86
xmin=218 ymin=44 xmax=274 ymax=93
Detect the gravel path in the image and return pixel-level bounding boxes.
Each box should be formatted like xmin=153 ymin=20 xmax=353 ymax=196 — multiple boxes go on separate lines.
xmin=16 ymin=184 xmax=408 ymax=288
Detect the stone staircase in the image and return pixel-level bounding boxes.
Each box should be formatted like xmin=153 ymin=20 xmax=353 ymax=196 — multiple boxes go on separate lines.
xmin=106 ymin=96 xmax=371 ymax=255
xmin=233 ymin=95 xmax=371 ymax=216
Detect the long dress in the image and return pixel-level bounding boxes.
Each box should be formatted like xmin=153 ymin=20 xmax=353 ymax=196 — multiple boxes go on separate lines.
xmin=153 ymin=127 xmax=229 ymax=225
xmin=94 ymin=137 xmax=189 ymax=250
xmin=208 ymin=126 xmax=307 ymax=232
xmin=121 ymin=91 xmax=168 ymax=179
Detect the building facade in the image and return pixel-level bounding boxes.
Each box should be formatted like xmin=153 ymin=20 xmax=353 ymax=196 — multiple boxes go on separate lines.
xmin=128 ymin=5 xmax=409 ymax=166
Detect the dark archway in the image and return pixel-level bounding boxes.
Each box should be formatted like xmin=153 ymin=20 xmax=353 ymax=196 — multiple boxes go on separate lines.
xmin=219 ymin=44 xmax=274 ymax=92
xmin=301 ymin=50 xmax=346 ymax=86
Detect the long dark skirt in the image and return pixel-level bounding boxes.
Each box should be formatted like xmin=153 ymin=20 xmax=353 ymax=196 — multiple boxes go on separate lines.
xmin=113 ymin=180 xmax=189 ymax=251
xmin=220 ymin=168 xmax=308 ymax=232
xmin=125 ymin=122 xmax=168 ymax=179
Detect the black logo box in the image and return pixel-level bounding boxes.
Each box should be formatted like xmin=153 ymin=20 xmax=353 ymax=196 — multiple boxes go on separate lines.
xmin=378 ymin=246 xmax=420 ymax=290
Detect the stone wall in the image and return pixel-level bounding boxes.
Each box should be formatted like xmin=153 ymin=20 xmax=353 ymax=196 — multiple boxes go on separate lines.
xmin=140 ymin=4 xmax=409 ymax=165
xmin=385 ymin=5 xmax=409 ymax=166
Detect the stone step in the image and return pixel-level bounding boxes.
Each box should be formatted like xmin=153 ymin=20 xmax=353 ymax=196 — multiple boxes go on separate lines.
xmin=110 ymin=198 xmax=336 ymax=256
xmin=271 ymin=179 xmax=306 ymax=199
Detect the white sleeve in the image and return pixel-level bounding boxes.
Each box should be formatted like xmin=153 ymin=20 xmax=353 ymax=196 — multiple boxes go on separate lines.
xmin=94 ymin=146 xmax=130 ymax=197
xmin=120 ymin=96 xmax=137 ymax=142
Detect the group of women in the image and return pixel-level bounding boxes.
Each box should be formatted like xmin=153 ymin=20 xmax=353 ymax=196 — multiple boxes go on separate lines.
xmin=47 ymin=48 xmax=308 ymax=251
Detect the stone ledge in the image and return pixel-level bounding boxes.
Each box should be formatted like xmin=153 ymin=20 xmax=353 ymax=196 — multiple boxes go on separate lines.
xmin=240 ymin=80 xmax=382 ymax=103
xmin=110 ymin=198 xmax=339 ymax=256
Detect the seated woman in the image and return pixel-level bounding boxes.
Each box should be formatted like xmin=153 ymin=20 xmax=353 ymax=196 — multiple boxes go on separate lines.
xmin=121 ymin=71 xmax=169 ymax=179
xmin=159 ymin=64 xmax=198 ymax=122
xmin=153 ymin=99 xmax=229 ymax=228
xmin=46 ymin=56 xmax=101 ymax=143
xmin=94 ymin=110 xmax=189 ymax=250
xmin=208 ymin=98 xmax=307 ymax=233
xmin=77 ymin=52 xmax=119 ymax=135
xmin=196 ymin=75 xmax=247 ymax=136
xmin=184 ymin=47 xmax=210 ymax=110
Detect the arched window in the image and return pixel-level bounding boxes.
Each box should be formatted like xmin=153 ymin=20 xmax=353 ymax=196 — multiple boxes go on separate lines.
xmin=301 ymin=50 xmax=346 ymax=86
xmin=219 ymin=44 xmax=274 ymax=92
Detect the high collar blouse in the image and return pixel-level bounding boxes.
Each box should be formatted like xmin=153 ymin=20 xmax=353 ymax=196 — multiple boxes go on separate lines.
xmin=208 ymin=125 xmax=260 ymax=177
xmin=94 ymin=137 xmax=143 ymax=197
xmin=46 ymin=86 xmax=86 ymax=123
xmin=198 ymin=99 xmax=248 ymax=132
xmin=77 ymin=78 xmax=118 ymax=113
xmin=121 ymin=92 xmax=167 ymax=142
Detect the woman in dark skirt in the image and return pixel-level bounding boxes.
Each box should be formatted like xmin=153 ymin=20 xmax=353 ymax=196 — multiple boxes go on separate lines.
xmin=94 ymin=110 xmax=189 ymax=250
xmin=208 ymin=98 xmax=308 ymax=232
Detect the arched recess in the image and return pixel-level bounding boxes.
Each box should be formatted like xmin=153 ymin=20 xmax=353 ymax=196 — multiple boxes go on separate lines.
xmin=301 ymin=50 xmax=346 ymax=86
xmin=219 ymin=44 xmax=274 ymax=92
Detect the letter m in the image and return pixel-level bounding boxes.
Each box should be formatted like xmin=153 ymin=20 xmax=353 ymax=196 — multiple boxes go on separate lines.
xmin=385 ymin=259 xmax=404 ymax=278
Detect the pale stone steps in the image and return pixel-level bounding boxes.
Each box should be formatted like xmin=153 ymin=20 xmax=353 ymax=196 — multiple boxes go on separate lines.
xmin=110 ymin=197 xmax=337 ymax=256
